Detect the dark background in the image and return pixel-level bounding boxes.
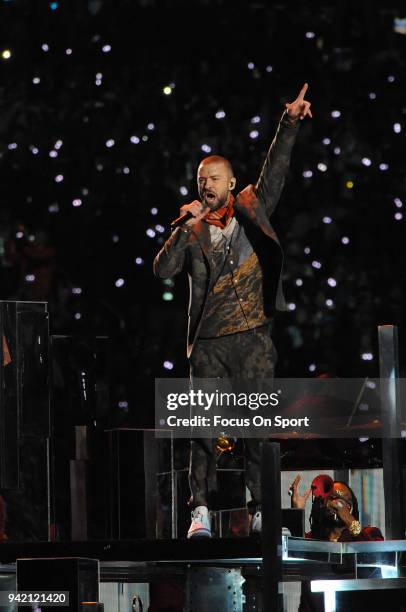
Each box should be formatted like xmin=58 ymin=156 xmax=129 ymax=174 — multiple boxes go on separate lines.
xmin=0 ymin=0 xmax=405 ymax=428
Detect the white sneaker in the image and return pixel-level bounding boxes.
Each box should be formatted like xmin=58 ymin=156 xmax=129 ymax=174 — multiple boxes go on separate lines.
xmin=187 ymin=505 xmax=212 ymax=539
xmin=250 ymin=510 xmax=262 ymax=535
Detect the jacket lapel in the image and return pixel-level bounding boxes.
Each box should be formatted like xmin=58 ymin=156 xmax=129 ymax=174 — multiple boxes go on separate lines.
xmin=235 ymin=184 xmax=280 ymax=244
xmin=191 ymin=220 xmax=213 ymax=267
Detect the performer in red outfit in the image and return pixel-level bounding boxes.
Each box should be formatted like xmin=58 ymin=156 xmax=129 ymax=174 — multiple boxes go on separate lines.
xmin=291 ymin=474 xmax=383 ymax=611
xmin=290 ymin=473 xmax=383 ymax=542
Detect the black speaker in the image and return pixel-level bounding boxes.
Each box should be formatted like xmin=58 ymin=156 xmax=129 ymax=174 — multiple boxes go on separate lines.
xmin=16 ymin=557 xmax=99 ymax=611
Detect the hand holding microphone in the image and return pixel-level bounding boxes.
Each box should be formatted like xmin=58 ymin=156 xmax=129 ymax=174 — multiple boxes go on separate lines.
xmin=170 ymin=199 xmax=209 ymax=229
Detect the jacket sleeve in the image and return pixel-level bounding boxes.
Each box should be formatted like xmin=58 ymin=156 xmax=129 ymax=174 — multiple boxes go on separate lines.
xmin=357 ymin=526 xmax=384 ymax=541
xmin=153 ymin=226 xmax=191 ymax=279
xmin=255 ymin=110 xmax=300 ymax=217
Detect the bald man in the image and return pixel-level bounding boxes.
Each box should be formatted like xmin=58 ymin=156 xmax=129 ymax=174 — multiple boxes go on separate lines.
xmin=154 ymin=84 xmax=312 ymax=538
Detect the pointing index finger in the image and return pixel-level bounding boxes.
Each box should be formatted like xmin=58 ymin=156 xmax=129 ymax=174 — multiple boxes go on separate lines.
xmin=298 ymin=82 xmax=309 ymax=101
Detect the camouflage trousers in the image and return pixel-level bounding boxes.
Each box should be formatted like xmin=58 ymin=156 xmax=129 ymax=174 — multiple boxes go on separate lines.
xmin=188 ymin=324 xmax=277 ymax=512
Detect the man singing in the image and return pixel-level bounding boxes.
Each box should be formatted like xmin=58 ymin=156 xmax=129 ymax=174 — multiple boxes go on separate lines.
xmin=154 ymin=83 xmax=312 ymax=538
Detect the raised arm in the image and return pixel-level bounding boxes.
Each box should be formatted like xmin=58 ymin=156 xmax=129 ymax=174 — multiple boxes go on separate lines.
xmin=153 ymin=200 xmax=208 ymax=278
xmin=255 ymin=83 xmax=312 ymax=217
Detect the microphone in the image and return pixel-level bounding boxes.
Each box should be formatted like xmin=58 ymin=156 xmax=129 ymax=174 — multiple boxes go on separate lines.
xmin=170 ymin=199 xmax=208 ymax=229
xmin=170 ymin=210 xmax=194 ymax=229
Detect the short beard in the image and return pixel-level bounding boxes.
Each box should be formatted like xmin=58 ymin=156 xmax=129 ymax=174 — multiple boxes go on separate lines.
xmin=200 ymin=192 xmax=230 ymax=211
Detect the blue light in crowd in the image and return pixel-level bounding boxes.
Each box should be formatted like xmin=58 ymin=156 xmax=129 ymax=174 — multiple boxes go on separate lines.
xmin=49 ymin=2 xmax=58 ymax=10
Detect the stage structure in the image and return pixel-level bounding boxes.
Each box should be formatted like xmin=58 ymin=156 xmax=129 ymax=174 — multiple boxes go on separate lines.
xmin=0 ymin=301 xmax=405 ymax=611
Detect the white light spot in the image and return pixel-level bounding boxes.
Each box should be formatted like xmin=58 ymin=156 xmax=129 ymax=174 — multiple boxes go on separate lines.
xmin=251 ymin=115 xmax=261 ymax=124
xmin=112 ymin=235 xmax=119 ymax=243
xmin=379 ymin=163 xmax=389 ymax=171
xmin=142 ymin=135 xmax=149 ymax=142
xmin=102 ymin=44 xmax=111 ymax=53
xmin=322 ymin=138 xmax=331 ymax=145
xmin=361 ymin=352 xmax=373 ymax=361
xmin=368 ymin=92 xmax=376 ymax=100
xmin=249 ymin=130 xmax=259 ymax=139
xmin=309 ymin=364 xmax=316 ymax=372
xmin=55 ymin=174 xmax=64 ymax=182
xmin=362 ymin=157 xmax=372 ymax=166
xmin=115 ymin=278 xmax=125 ymax=288
xmin=41 ymin=44 xmax=49 ymax=52
xmin=25 ymin=274 xmax=35 ymax=282
xmin=395 ymin=212 xmax=403 ymax=221
xmin=201 ymin=144 xmax=212 ymax=153
xmin=72 ymin=287 xmax=82 ymax=294
xmin=155 ymin=224 xmax=165 ymax=233
xmin=305 ymin=31 xmax=315 ymax=38
xmin=32 ymin=77 xmax=41 ymax=84
xmin=135 ymin=257 xmax=144 ymax=265
xmin=7 ymin=143 xmax=17 ymax=150
xmin=130 ymin=135 xmax=140 ymax=144
xmin=331 ymin=110 xmax=341 ymax=118
xmin=180 ymin=186 xmax=188 ymax=196
xmin=366 ymin=381 xmax=376 ymax=389
xmin=2 ymin=50 xmax=11 ymax=60
xmin=341 ymin=236 xmax=350 ymax=245
xmin=327 ymin=277 xmax=337 ymax=287
xmin=287 ymin=303 xmax=296 ymax=311
xmin=163 ymin=85 xmax=172 ymax=95
xmin=65 ymin=48 xmax=72 ymax=55
xmin=118 ymin=400 xmax=128 ymax=408
xmin=393 ymin=123 xmax=401 ymax=133
xmin=318 ymin=163 xmax=328 ymax=172
xmin=303 ymin=170 xmax=313 ymax=178
xmin=54 ymin=140 xmax=63 ymax=149
xmin=295 ymin=278 xmax=303 ymax=286
xmin=106 ymin=139 xmax=115 ymax=148
xmin=48 ymin=203 xmax=59 ymax=213
xmin=163 ymin=361 xmax=174 ymax=370
xmin=31 ymin=147 xmax=39 ymax=155
xmin=322 ymin=216 xmax=332 ymax=224
xmin=122 ymin=166 xmax=130 ymax=174
xmin=147 ymin=123 xmax=155 ymax=131
xmin=394 ymin=198 xmax=403 ymax=208
xmin=304 ymin=246 xmax=311 ymax=254
xmin=312 ymin=260 xmax=322 ymax=269
xmin=74 ymin=312 xmax=82 ymax=320
xmin=215 ymin=110 xmax=226 ymax=119
xmin=265 ymin=65 xmax=273 ymax=72
xmin=334 ymin=147 xmax=341 ymax=155
xmin=163 ymin=292 xmax=173 ymax=301
xmin=49 ymin=150 xmax=58 ymax=158
xmin=247 ymin=62 xmax=255 ymax=69
xmin=387 ymin=75 xmax=395 ymax=82
xmin=326 ymin=299 xmax=334 ymax=307
xmin=72 ymin=198 xmax=82 ymax=207
xmin=150 ymin=207 xmax=158 ymax=215
xmin=146 ymin=229 xmax=156 ymax=238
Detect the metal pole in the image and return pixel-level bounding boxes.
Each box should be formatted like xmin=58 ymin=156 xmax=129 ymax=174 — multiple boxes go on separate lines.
xmin=261 ymin=441 xmax=282 ymax=612
xmin=378 ymin=324 xmax=404 ymax=539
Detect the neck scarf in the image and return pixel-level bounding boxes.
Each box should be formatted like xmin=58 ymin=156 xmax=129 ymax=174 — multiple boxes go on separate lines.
xmin=204 ymin=194 xmax=235 ymax=229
